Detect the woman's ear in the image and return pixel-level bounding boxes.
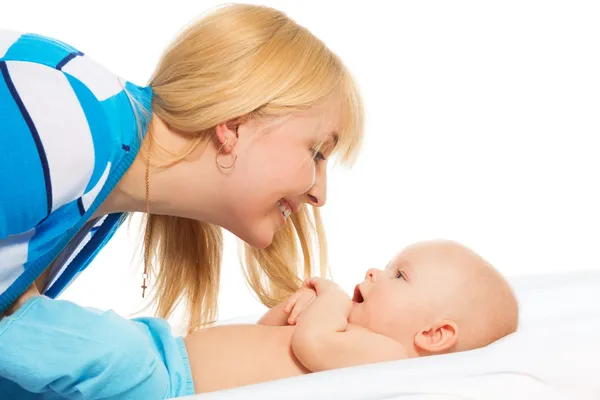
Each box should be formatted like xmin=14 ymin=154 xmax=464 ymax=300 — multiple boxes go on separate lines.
xmin=214 ymin=121 xmax=239 ymax=154
xmin=413 ymin=320 xmax=459 ymax=355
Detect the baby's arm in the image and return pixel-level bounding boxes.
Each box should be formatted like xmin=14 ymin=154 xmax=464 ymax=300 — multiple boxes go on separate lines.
xmin=291 ymin=278 xmax=407 ymax=372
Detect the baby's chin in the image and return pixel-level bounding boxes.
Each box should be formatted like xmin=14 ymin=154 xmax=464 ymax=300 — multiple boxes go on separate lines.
xmin=348 ymin=303 xmax=381 ymax=331
xmin=347 ymin=306 xmax=365 ymax=327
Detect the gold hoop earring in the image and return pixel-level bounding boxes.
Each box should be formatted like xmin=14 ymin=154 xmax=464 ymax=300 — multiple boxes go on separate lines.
xmin=216 ymin=137 xmax=238 ymax=169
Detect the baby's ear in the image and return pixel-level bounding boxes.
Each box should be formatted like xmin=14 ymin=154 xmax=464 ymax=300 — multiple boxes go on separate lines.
xmin=413 ymin=320 xmax=458 ymax=355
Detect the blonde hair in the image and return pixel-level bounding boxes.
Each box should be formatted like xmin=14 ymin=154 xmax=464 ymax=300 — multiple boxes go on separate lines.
xmin=142 ymin=3 xmax=364 ymax=332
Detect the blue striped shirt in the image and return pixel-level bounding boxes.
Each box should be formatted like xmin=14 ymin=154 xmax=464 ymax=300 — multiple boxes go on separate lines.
xmin=0 ymin=29 xmax=153 ymax=314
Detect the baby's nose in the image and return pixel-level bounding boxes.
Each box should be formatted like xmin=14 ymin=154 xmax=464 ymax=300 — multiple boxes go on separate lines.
xmin=366 ymin=268 xmax=380 ymax=281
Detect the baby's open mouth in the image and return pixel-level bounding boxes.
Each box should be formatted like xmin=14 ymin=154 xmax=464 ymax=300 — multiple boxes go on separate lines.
xmin=352 ymin=285 xmax=364 ymax=303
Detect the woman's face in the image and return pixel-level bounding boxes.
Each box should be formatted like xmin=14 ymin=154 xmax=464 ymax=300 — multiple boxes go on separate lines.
xmin=220 ymin=105 xmax=341 ymax=248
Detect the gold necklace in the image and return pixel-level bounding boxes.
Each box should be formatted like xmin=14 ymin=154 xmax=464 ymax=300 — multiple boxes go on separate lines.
xmin=142 ymin=137 xmax=153 ymax=298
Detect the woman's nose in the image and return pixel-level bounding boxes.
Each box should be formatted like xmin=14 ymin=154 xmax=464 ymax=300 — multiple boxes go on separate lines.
xmin=306 ymin=168 xmax=327 ymax=207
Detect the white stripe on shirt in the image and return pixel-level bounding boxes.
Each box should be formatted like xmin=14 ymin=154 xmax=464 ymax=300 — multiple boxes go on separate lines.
xmin=81 ymin=162 xmax=112 ymax=212
xmin=7 ymin=60 xmax=95 ymax=213
xmin=62 ymin=55 xmax=126 ymax=101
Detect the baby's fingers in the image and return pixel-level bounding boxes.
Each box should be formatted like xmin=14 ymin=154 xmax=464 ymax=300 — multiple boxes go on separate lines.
xmin=301 ymin=277 xmax=316 ymax=289
xmin=284 ymin=292 xmax=301 ymax=313
xmin=288 ymin=295 xmax=314 ymax=324
xmin=304 ymin=277 xmax=326 ymax=293
xmin=287 ymin=301 xmax=305 ymax=324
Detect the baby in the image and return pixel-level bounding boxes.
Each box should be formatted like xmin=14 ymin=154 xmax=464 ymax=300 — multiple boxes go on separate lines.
xmin=185 ymin=239 xmax=519 ymax=393
xmin=0 ymin=240 xmax=518 ymax=398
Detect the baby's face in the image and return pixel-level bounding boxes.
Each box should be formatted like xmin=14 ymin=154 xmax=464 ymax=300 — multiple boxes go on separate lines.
xmin=348 ymin=240 xmax=518 ymax=356
xmin=348 ymin=243 xmax=464 ymax=346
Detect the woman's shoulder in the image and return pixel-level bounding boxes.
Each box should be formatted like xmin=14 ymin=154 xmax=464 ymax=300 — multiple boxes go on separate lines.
xmin=0 ymin=28 xmax=152 ymax=169
xmin=1 ymin=29 xmax=134 ymax=102
xmin=1 ymin=29 xmax=84 ymax=70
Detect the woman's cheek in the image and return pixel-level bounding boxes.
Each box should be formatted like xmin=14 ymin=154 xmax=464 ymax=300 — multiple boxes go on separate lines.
xmin=285 ymin=159 xmax=317 ymax=195
xmin=298 ymin=163 xmax=316 ymax=194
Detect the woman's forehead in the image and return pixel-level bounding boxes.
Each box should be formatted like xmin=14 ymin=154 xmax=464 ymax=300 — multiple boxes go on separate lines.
xmin=298 ymin=109 xmax=341 ymax=144
xmin=306 ymin=104 xmax=342 ymax=128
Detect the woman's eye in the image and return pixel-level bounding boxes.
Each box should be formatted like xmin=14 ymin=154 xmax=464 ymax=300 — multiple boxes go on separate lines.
xmin=311 ymin=148 xmax=326 ymax=161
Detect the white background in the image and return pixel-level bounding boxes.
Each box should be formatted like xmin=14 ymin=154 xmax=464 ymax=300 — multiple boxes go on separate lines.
xmin=2 ymin=1 xmax=599 ymax=333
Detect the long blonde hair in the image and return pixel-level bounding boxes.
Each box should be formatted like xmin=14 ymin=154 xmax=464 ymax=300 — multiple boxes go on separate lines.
xmin=143 ymin=4 xmax=364 ymax=332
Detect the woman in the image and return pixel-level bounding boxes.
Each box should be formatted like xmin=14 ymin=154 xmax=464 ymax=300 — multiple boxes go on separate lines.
xmin=0 ymin=3 xmax=363 ymax=397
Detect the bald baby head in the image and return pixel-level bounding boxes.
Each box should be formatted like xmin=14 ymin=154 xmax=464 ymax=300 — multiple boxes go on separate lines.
xmin=348 ymin=239 xmax=519 ymax=357
xmin=402 ymin=240 xmax=518 ymax=352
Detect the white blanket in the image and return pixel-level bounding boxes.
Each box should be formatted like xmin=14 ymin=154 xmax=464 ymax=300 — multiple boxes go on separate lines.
xmin=180 ymin=270 xmax=600 ymax=400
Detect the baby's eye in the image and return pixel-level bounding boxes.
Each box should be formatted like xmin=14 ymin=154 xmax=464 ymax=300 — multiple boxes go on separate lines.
xmin=395 ymin=270 xmax=406 ymax=280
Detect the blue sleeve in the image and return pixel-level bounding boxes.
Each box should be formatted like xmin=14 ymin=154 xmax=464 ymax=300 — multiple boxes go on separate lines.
xmin=0 ymin=296 xmax=171 ymax=399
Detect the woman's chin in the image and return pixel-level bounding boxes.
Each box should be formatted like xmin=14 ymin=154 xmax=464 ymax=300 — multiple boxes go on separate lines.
xmin=225 ymin=214 xmax=283 ymax=249
xmin=234 ymin=226 xmax=276 ymax=250
xmin=247 ymin=236 xmax=273 ymax=250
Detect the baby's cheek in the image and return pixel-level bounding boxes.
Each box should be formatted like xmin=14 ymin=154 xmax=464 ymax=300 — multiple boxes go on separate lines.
xmin=376 ymin=303 xmax=412 ymax=333
xmin=364 ymin=305 xmax=392 ymax=332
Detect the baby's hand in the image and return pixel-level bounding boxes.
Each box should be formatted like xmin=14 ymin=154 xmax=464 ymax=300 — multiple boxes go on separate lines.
xmin=303 ymin=277 xmax=344 ymax=296
xmin=284 ymin=286 xmax=317 ymax=325
xmin=303 ymin=277 xmax=352 ymax=314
